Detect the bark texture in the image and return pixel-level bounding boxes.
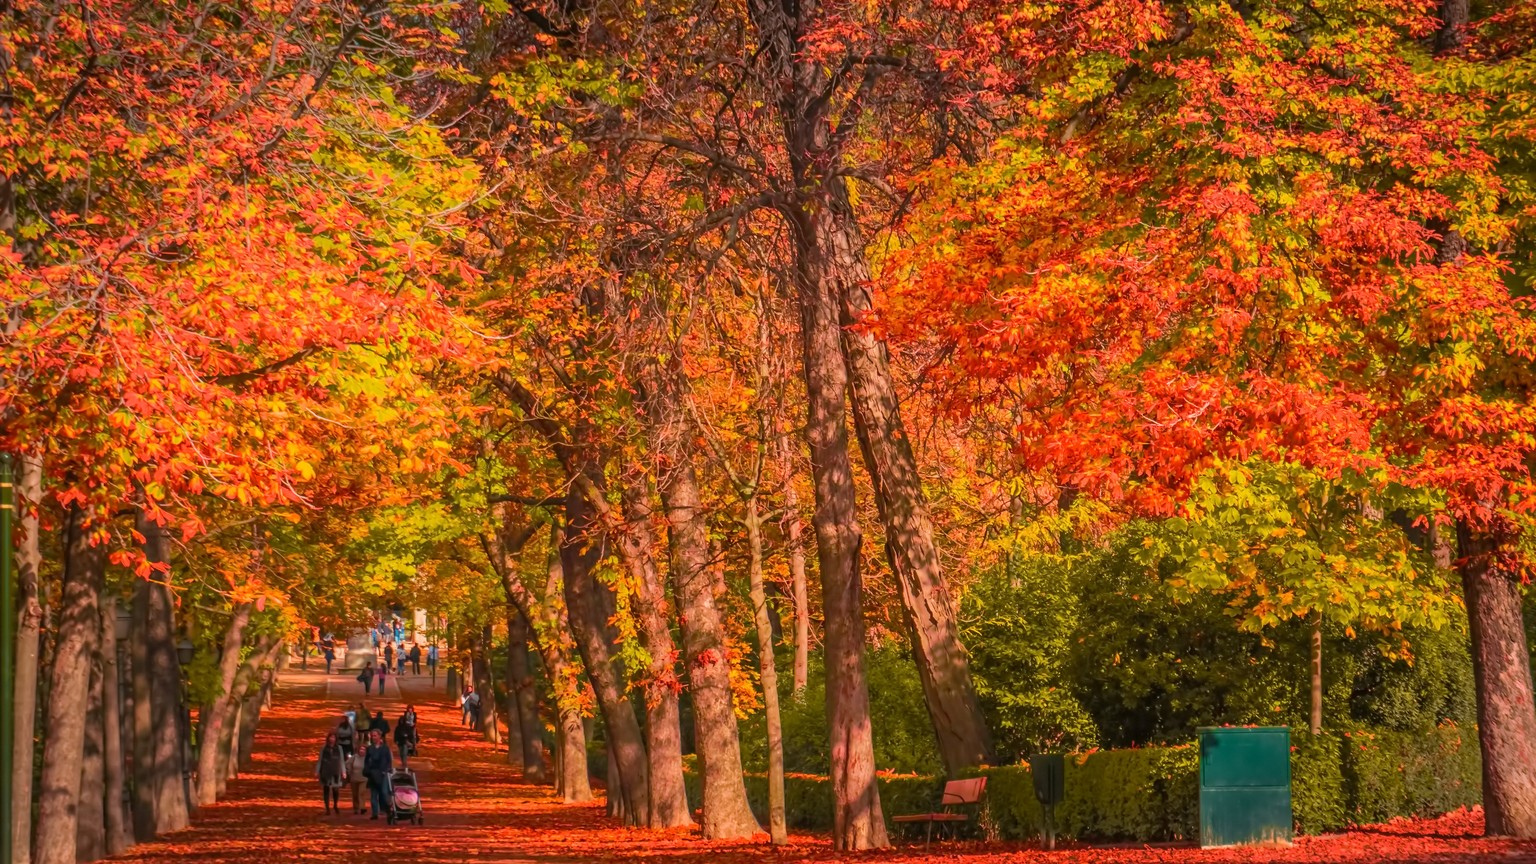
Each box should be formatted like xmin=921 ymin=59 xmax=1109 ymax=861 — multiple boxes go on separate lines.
xmin=12 ymin=455 xmax=44 ymax=864
xmin=137 ymin=515 xmax=189 ymax=833
xmin=838 ymin=241 xmax=993 ymax=773
xmin=35 ymin=504 xmax=105 ymax=864
xmin=615 ymin=475 xmax=692 ymax=829
xmin=101 ymin=596 xmax=131 ymax=856
xmin=777 ymin=438 xmax=811 ymax=695
xmin=507 ymin=608 xmax=548 ymax=783
xmin=1458 ymin=523 xmax=1536 ymax=838
xmin=746 ymin=500 xmax=788 ymax=844
xmin=77 ymin=632 xmax=106 ymax=864
xmin=560 ymin=489 xmax=650 ymax=824
xmin=194 ymin=603 xmax=252 ymax=806
xmin=635 ymin=358 xmax=758 ymax=839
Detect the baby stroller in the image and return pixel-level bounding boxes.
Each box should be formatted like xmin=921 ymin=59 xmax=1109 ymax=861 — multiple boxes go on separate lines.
xmin=387 ymin=769 xmax=423 ymax=825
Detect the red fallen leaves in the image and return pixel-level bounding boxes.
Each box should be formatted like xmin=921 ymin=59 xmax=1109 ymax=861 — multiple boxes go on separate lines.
xmin=105 ymin=669 xmax=1532 ymax=864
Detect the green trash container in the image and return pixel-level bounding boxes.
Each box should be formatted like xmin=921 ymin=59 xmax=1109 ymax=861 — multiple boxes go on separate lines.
xmin=1198 ymin=726 xmax=1292 ymax=848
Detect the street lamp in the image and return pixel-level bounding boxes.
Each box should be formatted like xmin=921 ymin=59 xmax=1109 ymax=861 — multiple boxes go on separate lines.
xmin=176 ymin=639 xmax=194 ymax=666
xmin=114 ymin=606 xmax=132 ymax=642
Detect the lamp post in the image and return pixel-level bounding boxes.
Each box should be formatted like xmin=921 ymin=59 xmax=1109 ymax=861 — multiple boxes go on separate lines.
xmin=1 ymin=454 xmax=15 ymax=864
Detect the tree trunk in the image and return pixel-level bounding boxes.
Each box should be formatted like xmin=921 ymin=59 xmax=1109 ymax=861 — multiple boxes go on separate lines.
xmin=1457 ymin=523 xmax=1536 ymax=837
xmin=136 ymin=514 xmax=188 ymax=834
xmin=777 ymin=438 xmax=811 ymax=696
xmin=834 ymin=211 xmax=993 ymax=774
xmin=35 ymin=504 xmax=105 ymax=864
xmin=615 ymin=475 xmax=693 ymax=828
xmin=507 ymin=608 xmax=547 ymax=783
xmin=77 ymin=628 xmax=106 ymax=864
xmin=560 ymin=489 xmax=649 ymax=824
xmin=475 ymin=626 xmax=503 ymax=746
xmin=504 ymin=625 xmax=525 ymax=764
xmin=1309 ymin=612 xmax=1323 ymax=736
xmin=100 ymin=596 xmax=131 ymax=856
xmin=236 ymin=691 xmax=262 ymax=772
xmin=792 ymin=203 xmax=887 ymax=850
xmin=747 ymin=500 xmax=788 ymax=844
xmin=12 ymin=455 xmax=44 ymax=864
xmin=218 ymin=638 xmax=272 ymax=794
xmin=129 ymin=580 xmax=155 ymax=842
xmin=194 ymin=603 xmax=252 ymax=806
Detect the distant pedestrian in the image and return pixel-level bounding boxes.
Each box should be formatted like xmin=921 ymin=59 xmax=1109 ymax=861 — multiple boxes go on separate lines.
xmin=427 ymin=644 xmax=438 ymax=682
xmin=397 ymin=647 xmax=407 ymax=676
xmin=369 ymin=710 xmax=391 ymax=744
xmin=459 ymin=685 xmax=475 ymax=727
xmin=409 ymin=643 xmax=422 ymax=675
xmin=357 ymin=663 xmax=376 ymax=695
xmin=384 ymin=642 xmax=396 ymax=673
xmin=394 ymin=709 xmax=417 ymax=767
xmin=363 ymin=729 xmax=393 ymax=820
xmin=315 ymin=732 xmax=348 ymax=815
xmin=377 ymin=656 xmax=390 ymax=694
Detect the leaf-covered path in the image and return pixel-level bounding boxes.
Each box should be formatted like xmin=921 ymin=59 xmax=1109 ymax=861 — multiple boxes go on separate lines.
xmin=106 ymin=669 xmax=1536 ymax=864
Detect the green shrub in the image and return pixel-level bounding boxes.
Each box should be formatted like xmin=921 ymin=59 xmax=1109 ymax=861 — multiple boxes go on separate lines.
xmin=1341 ymin=725 xmax=1480 ymax=824
xmin=1292 ymin=733 xmax=1346 ymax=834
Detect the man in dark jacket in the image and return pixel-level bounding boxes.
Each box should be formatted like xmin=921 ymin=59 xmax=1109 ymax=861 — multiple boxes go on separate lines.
xmin=363 ymin=729 xmax=394 ymax=819
xmin=408 ymin=642 xmax=422 ymax=675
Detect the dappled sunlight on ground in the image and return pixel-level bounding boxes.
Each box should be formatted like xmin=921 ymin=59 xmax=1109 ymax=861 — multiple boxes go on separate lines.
xmin=106 ymin=671 xmax=1534 ymax=864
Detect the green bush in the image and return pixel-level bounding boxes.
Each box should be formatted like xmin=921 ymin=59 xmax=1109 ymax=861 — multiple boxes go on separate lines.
xmin=1291 ymin=733 xmax=1346 ymax=834
xmin=1341 ymin=725 xmax=1480 ymax=824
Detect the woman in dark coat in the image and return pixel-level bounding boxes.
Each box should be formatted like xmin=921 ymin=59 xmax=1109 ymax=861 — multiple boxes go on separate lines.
xmin=315 ymin=732 xmax=348 ymax=814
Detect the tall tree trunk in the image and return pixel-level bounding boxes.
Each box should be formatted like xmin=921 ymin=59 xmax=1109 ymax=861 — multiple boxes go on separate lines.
xmin=615 ymin=475 xmax=692 ymax=828
xmin=776 ymin=438 xmax=811 ymax=696
xmin=35 ymin=504 xmax=105 ymax=864
xmin=129 ymin=580 xmax=155 ymax=842
xmin=136 ymin=515 xmax=188 ymax=833
xmin=12 ymin=455 xmax=44 ymax=864
xmin=1457 ymin=523 xmax=1536 ymax=837
xmin=194 ymin=603 xmax=252 ymax=806
xmin=77 ymin=630 xmax=106 ymax=864
xmin=504 ymin=628 xmax=525 ymax=764
xmin=100 ymin=596 xmax=130 ymax=856
xmin=1309 ymin=612 xmax=1323 ymax=736
xmin=746 ymin=500 xmax=788 ymax=844
xmin=833 ymin=212 xmax=992 ymax=774
xmin=792 ymin=203 xmax=888 ymax=850
xmin=560 ymin=489 xmax=649 ymax=824
xmin=507 ymin=608 xmax=547 ymax=783
xmin=635 ymin=360 xmax=758 ymax=840
xmin=217 ymin=638 xmax=272 ymax=795
xmin=475 ymin=626 xmax=503 ymax=746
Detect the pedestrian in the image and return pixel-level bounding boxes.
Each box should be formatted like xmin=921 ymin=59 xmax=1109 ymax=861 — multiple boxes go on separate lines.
xmin=394 ymin=710 xmax=416 ymax=768
xmin=459 ymin=684 xmax=474 ymax=727
xmin=357 ymin=662 xmax=375 ymax=695
xmin=348 ymin=743 xmax=368 ymax=814
xmin=315 ymin=732 xmax=348 ymax=815
xmin=377 ymin=655 xmax=390 ymax=694
xmin=384 ymin=642 xmax=396 ymax=674
xmin=466 ymin=688 xmax=482 ymax=731
xmin=369 ymin=710 xmax=391 ymax=748
xmin=335 ymin=714 xmax=357 ymax=759
xmin=427 ymin=644 xmax=438 ymax=682
xmin=363 ymin=729 xmax=393 ymax=820
xmin=321 ymin=634 xmax=336 ymax=674
xmin=409 ymin=643 xmax=422 ymax=675
xmin=397 ymin=646 xmax=407 ymax=676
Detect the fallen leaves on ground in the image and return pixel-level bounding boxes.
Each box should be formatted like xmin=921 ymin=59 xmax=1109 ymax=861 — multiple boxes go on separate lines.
xmin=108 ymin=671 xmax=1534 ymax=864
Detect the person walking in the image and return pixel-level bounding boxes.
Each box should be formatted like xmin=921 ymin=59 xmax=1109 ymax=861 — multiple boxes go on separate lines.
xmin=369 ymin=710 xmax=391 ymax=750
xmin=321 ymin=635 xmax=336 ymax=674
xmin=315 ymin=732 xmax=348 ymax=815
xmin=377 ymin=654 xmax=390 ymax=695
xmin=427 ymin=644 xmax=438 ymax=683
xmin=466 ymin=687 xmax=483 ymax=731
xmin=396 ymin=645 xmax=407 ymax=676
xmin=459 ymin=685 xmax=474 ymax=727
xmin=348 ymin=743 xmax=368 ymax=814
xmin=393 ymin=710 xmax=416 ymax=768
xmin=335 ymin=714 xmax=357 ymax=759
xmin=357 ymin=662 xmax=376 ymax=695
xmin=408 ymin=643 xmax=422 ymax=675
xmin=384 ymin=642 xmax=395 ymax=675
xmin=363 ymin=729 xmax=394 ymax=820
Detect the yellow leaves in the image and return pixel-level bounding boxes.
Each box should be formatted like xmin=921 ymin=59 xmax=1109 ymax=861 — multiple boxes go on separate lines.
xmin=297 ymin=460 xmax=316 ymax=481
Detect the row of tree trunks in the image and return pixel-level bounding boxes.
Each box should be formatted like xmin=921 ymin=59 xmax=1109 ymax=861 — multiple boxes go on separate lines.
xmin=506 ymin=610 xmax=547 ymax=782
xmin=194 ymin=602 xmax=253 ymax=807
xmin=11 ymin=455 xmax=44 ymax=864
xmin=474 ymin=626 xmax=503 ymax=746
xmin=34 ymin=504 xmax=106 ymax=864
xmin=132 ymin=513 xmax=190 ymax=838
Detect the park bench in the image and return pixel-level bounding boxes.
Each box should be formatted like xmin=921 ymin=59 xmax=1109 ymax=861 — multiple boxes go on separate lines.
xmin=892 ymin=776 xmax=987 ymax=850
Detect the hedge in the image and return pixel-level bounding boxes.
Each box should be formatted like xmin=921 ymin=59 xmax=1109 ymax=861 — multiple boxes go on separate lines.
xmin=679 ymin=724 xmax=1480 ymax=843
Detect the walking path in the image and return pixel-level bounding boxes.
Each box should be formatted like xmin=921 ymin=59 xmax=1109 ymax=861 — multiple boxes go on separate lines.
xmin=106 ymin=669 xmax=1534 ymax=864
